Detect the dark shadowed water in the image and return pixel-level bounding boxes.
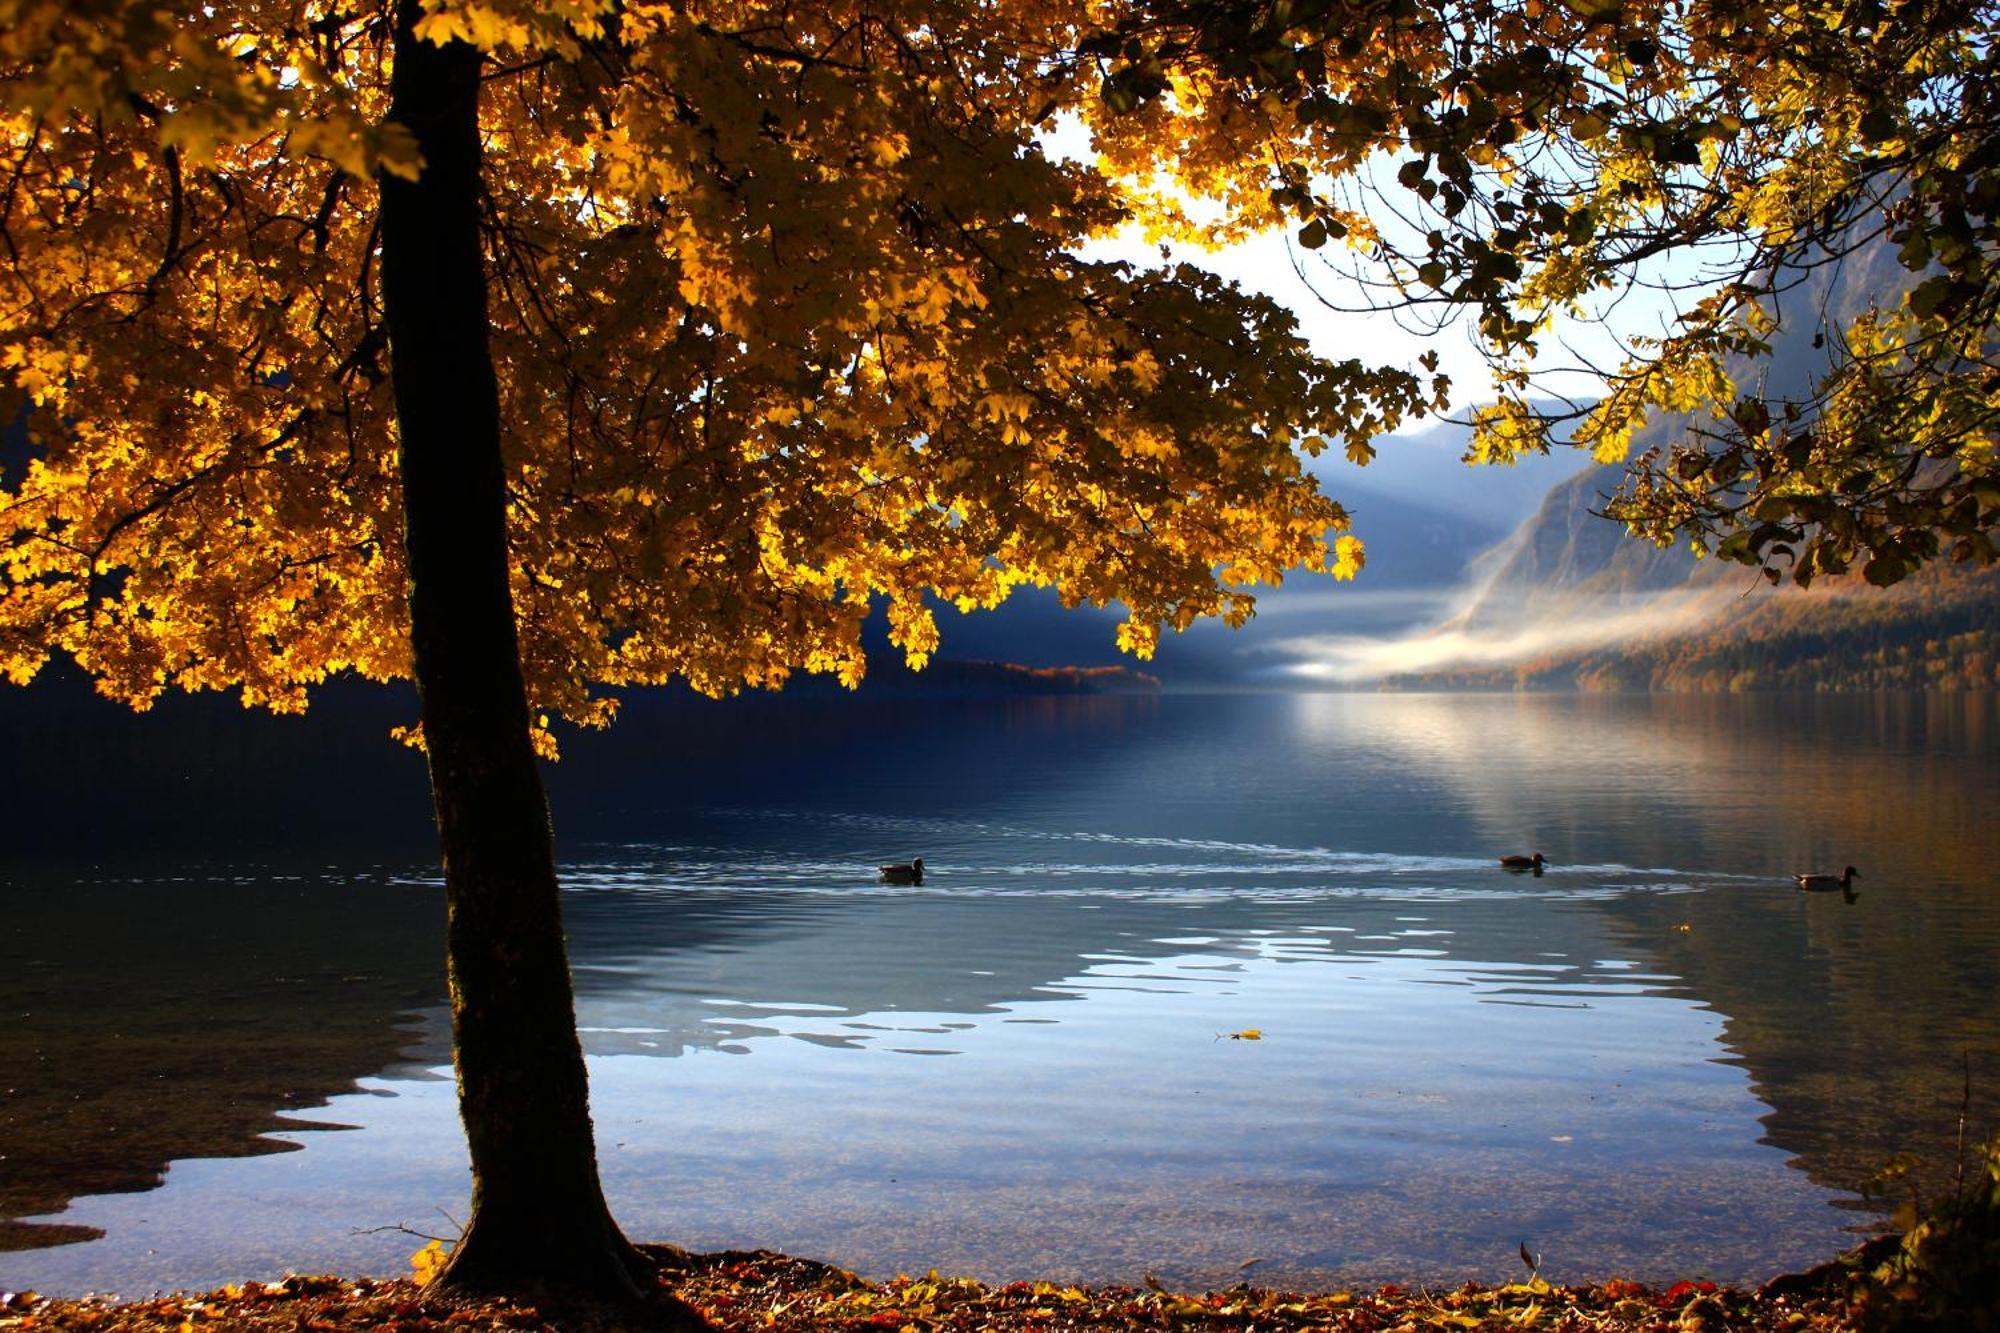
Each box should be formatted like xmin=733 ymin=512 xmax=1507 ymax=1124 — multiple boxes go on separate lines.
xmin=3 ymin=689 xmax=1997 ymax=1297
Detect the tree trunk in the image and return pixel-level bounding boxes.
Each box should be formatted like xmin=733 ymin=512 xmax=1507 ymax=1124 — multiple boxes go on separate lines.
xmin=378 ymin=2 xmax=663 ymax=1304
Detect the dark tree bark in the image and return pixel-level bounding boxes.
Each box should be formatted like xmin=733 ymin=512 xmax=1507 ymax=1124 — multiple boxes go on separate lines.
xmin=377 ymin=3 xmax=676 ymax=1307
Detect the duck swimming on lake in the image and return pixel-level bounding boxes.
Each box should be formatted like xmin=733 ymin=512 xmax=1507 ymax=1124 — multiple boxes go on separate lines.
xmin=1499 ymin=852 xmax=1546 ymax=874
xmin=878 ymin=857 xmax=925 ymax=885
xmin=1795 ymin=865 xmax=1859 ymax=893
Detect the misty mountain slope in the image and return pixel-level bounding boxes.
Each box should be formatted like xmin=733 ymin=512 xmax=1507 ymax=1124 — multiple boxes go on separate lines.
xmin=1318 ymin=481 xmax=1522 ymax=589
xmin=1344 ymin=226 xmax=2000 ymax=692
xmin=1446 ymin=238 xmax=1925 ymax=636
xmin=888 ymin=408 xmax=1621 ymax=689
xmin=1005 ymin=416 xmax=1610 ymax=667
xmin=1311 ymin=412 xmax=1595 ymax=531
xmin=1386 ymin=438 xmax=1999 ymax=693
xmin=1450 ymin=464 xmax=1715 ymax=631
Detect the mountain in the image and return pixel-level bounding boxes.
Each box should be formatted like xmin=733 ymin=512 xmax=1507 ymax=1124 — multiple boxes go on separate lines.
xmin=691 ymin=230 xmax=1961 ymax=691
xmin=1392 ymin=554 xmax=2000 ymax=691
xmin=1359 ymin=238 xmax=2000 ymax=692
xmin=1377 ymin=451 xmax=2000 ymax=693
xmin=1309 ymin=412 xmax=1595 ymax=533
xmin=1427 ymin=461 xmax=1739 ymax=657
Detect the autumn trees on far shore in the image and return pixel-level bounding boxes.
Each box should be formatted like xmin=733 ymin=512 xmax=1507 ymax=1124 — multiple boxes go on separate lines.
xmin=2 ymin=0 xmax=1994 ymax=1306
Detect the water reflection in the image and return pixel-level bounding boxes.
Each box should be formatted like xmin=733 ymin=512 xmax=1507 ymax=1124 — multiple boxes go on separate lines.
xmin=1 ymin=691 xmax=1995 ymax=1296
xmin=558 ymin=883 xmax=1837 ymax=1290
xmin=1320 ymin=692 xmax=1998 ymax=889
xmin=0 ymin=877 xmax=445 ymax=1253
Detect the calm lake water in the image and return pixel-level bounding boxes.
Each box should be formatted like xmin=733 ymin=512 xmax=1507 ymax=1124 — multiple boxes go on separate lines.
xmin=3 ymin=689 xmax=1997 ymax=1298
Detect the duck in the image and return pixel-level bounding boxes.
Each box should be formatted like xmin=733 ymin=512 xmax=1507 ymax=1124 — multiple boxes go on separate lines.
xmin=1795 ymin=864 xmax=1859 ymax=893
xmin=1499 ymin=852 xmax=1546 ymax=873
xmin=878 ymin=857 xmax=925 ymax=885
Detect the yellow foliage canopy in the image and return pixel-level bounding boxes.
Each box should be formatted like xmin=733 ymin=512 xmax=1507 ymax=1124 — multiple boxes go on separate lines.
xmin=0 ymin=0 xmax=1441 ymax=728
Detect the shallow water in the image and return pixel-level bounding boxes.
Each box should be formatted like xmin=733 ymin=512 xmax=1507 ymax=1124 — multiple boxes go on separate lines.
xmin=3 ymin=691 xmax=1996 ymax=1297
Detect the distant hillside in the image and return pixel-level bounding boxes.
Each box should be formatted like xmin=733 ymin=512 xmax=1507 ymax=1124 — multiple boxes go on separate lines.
xmin=1311 ymin=411 xmax=1595 ymax=533
xmin=1317 ymin=479 xmax=1517 ymax=590
xmin=836 ymin=476 xmax=1523 ymax=689
xmin=1377 ymin=242 xmax=1999 ymax=692
xmin=1385 ymin=459 xmax=2000 ymax=693
xmin=1389 ymin=560 xmax=2000 ymax=692
xmin=838 ymin=657 xmax=1160 ymax=697
xmin=1448 ymin=462 xmax=1719 ymax=631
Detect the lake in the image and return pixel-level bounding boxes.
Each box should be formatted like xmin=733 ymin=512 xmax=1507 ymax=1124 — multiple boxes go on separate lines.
xmin=2 ymin=688 xmax=1996 ymax=1298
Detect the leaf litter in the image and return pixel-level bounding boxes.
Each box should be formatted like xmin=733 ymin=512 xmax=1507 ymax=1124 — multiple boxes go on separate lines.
xmin=0 ymin=1243 xmax=1880 ymax=1331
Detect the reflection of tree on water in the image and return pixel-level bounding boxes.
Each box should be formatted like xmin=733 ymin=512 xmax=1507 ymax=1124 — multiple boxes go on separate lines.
xmin=1345 ymin=691 xmax=2000 ymax=1217
xmin=1598 ymin=887 xmax=2000 ymax=1216
xmin=0 ymin=881 xmax=444 ymax=1251
xmin=1327 ymin=691 xmax=1999 ymax=890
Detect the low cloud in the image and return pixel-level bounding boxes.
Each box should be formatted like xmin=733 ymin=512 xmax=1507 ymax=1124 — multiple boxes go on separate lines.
xmin=1258 ymin=587 xmax=1732 ymax=685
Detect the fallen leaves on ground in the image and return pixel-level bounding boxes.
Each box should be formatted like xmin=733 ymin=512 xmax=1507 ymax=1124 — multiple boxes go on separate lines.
xmin=0 ymin=1248 xmax=1870 ymax=1331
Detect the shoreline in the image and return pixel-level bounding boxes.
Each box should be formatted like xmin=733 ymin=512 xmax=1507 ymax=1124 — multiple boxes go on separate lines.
xmin=0 ymin=1241 xmax=1890 ymax=1331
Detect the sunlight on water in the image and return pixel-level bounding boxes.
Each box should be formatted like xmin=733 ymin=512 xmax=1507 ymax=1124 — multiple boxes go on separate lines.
xmin=3 ymin=693 xmax=1997 ymax=1297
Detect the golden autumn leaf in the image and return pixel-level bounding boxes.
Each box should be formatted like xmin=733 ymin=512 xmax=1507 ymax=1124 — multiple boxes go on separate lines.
xmin=408 ymin=1239 xmax=451 ymax=1285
